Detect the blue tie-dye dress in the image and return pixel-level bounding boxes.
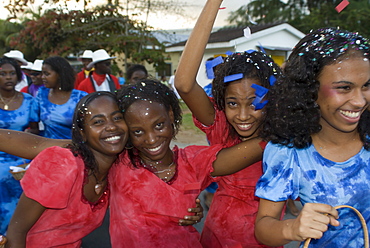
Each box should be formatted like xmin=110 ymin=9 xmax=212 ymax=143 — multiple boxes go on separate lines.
xmin=255 ymin=142 xmax=370 ymax=248
xmin=30 ymin=87 xmax=87 ymax=139
xmin=0 ymin=93 xmax=36 ymax=234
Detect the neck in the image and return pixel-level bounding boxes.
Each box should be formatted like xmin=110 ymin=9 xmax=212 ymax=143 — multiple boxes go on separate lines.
xmin=0 ymin=89 xmax=16 ymax=98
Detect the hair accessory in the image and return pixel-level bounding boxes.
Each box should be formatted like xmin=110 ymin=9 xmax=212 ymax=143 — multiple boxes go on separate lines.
xmin=258 ymin=42 xmax=267 ymax=54
xmin=206 ymin=56 xmax=223 ymax=79
xmin=225 ymin=51 xmax=233 ymax=56
xmin=224 ymin=73 xmax=243 ymax=83
xmin=251 ymin=84 xmax=268 ymax=110
xmin=245 ymin=49 xmax=256 ymax=54
xmin=269 ymin=75 xmax=276 ymax=85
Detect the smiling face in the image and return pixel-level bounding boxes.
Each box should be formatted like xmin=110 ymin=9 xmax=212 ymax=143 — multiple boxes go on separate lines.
xmin=0 ymin=63 xmax=17 ymax=92
xmin=125 ymin=100 xmax=174 ymax=163
xmin=42 ymin=64 xmax=59 ymax=89
xmin=316 ymin=56 xmax=370 ymax=134
xmin=81 ymin=96 xmax=128 ymax=160
xmin=224 ymin=78 xmax=265 ymax=140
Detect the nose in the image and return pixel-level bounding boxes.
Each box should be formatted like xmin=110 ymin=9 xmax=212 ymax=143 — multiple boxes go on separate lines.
xmin=145 ymin=132 xmax=157 ymax=145
xmin=237 ymin=106 xmax=251 ymax=121
xmin=105 ymin=120 xmax=118 ymax=131
xmin=352 ymin=89 xmax=368 ymax=108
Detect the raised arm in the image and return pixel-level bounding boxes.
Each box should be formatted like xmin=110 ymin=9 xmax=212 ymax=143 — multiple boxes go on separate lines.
xmin=175 ymin=0 xmax=222 ymax=126
xmin=0 ymin=129 xmax=69 ymax=160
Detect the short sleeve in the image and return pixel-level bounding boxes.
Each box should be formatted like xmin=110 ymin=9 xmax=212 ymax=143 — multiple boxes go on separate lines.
xmin=255 ymin=142 xmax=300 ymax=202
xmin=21 ymin=146 xmax=79 ymax=208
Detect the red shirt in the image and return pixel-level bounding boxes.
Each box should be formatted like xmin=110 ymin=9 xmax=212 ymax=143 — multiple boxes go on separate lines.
xmin=21 ymin=147 xmax=109 ymax=248
xmin=77 ymin=72 xmax=119 ymax=93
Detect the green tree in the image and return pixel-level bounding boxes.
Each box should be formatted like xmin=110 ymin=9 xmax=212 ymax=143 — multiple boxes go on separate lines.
xmin=9 ymin=5 xmax=166 ymax=69
xmin=0 ymin=20 xmax=23 ymax=55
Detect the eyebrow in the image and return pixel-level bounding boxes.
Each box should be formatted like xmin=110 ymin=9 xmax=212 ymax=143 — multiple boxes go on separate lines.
xmin=89 ymin=110 xmax=121 ymax=120
xmin=225 ymin=96 xmax=256 ymax=100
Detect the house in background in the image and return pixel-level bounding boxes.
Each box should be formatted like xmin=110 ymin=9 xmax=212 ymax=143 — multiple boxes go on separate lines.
xmin=165 ymin=22 xmax=305 ymax=87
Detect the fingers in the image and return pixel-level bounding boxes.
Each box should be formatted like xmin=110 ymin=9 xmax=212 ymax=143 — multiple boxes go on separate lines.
xmin=290 ymin=203 xmax=339 ymax=241
xmin=178 ymin=198 xmax=204 ymax=226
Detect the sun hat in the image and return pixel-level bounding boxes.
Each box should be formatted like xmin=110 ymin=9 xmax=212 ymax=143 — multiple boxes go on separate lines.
xmin=3 ymin=50 xmax=28 ymax=66
xmin=79 ymin=50 xmax=93 ymax=59
xmin=31 ymin=59 xmax=43 ymax=72
xmin=21 ymin=62 xmax=33 ymax=70
xmin=87 ymin=49 xmax=116 ymax=68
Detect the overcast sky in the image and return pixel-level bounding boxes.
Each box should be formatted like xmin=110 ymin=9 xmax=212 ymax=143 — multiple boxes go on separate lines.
xmin=1 ymin=0 xmax=250 ymax=30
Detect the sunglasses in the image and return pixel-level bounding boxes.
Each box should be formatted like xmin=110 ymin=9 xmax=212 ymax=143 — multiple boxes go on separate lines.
xmin=30 ymin=72 xmax=41 ymax=76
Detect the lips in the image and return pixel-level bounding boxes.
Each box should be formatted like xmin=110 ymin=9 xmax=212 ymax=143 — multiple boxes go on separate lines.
xmin=236 ymin=123 xmax=253 ymax=131
xmin=339 ymin=110 xmax=361 ymax=119
xmin=103 ymin=135 xmax=122 ymax=143
xmin=144 ymin=142 xmax=165 ymax=157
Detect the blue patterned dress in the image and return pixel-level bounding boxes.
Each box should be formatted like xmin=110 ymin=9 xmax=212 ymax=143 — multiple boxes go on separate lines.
xmin=30 ymin=87 xmax=87 ymax=139
xmin=0 ymin=93 xmax=36 ymax=234
xmin=255 ymin=142 xmax=370 ymax=247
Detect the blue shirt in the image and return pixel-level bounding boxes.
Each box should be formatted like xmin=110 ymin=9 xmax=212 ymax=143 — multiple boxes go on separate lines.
xmin=31 ymin=87 xmax=87 ymax=139
xmin=256 ymin=142 xmax=370 ymax=247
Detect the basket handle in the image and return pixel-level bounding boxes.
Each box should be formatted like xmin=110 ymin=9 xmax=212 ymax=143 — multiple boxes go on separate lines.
xmin=303 ymin=205 xmax=369 ymax=248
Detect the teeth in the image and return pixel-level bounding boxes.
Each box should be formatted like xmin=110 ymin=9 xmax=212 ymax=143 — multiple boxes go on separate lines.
xmin=340 ymin=110 xmax=360 ymax=118
xmin=104 ymin=136 xmax=120 ymax=142
xmin=238 ymin=124 xmax=252 ymax=129
xmin=147 ymin=145 xmax=161 ymax=152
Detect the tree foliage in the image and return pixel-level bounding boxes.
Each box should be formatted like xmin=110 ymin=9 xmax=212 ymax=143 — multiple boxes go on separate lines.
xmin=8 ymin=5 xmax=166 ymax=68
xmin=227 ymin=0 xmax=370 ymax=38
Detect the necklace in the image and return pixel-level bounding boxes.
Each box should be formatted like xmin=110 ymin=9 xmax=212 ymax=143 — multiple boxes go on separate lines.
xmin=0 ymin=92 xmax=17 ymax=110
xmin=141 ymin=158 xmax=175 ymax=182
xmin=92 ymin=173 xmax=108 ymax=195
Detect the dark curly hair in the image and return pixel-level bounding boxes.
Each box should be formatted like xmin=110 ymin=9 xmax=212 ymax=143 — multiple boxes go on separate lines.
xmin=116 ymin=79 xmax=182 ymax=167
xmin=211 ymin=50 xmax=282 ymax=138
xmin=69 ymin=91 xmax=121 ymax=174
xmin=0 ymin=57 xmax=23 ymax=83
xmin=260 ymin=27 xmax=370 ymax=149
xmin=43 ymin=56 xmax=76 ymax=91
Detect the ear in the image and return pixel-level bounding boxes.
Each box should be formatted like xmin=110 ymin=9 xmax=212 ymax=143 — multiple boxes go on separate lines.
xmin=169 ymin=108 xmax=175 ymax=124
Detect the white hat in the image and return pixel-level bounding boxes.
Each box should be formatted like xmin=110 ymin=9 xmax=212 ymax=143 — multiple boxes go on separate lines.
xmin=3 ymin=50 xmax=28 ymax=66
xmin=21 ymin=62 xmax=33 ymax=70
xmin=79 ymin=50 xmax=93 ymax=59
xmin=31 ymin=59 xmax=43 ymax=72
xmin=87 ymin=49 xmax=116 ymax=68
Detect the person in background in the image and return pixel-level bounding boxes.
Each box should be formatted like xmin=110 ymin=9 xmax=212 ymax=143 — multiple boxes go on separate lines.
xmin=254 ymin=27 xmax=370 ymax=248
xmin=160 ymin=75 xmax=169 ymax=87
xmin=125 ymin=64 xmax=148 ymax=85
xmin=77 ymin=49 xmax=120 ymax=93
xmin=31 ymin=56 xmax=88 ymax=139
xmin=3 ymin=50 xmax=32 ymax=91
xmin=118 ymin=70 xmax=126 ymax=86
xmin=21 ymin=59 xmax=44 ymax=97
xmin=74 ymin=50 xmax=94 ymax=89
xmin=0 ymin=57 xmax=38 ymax=234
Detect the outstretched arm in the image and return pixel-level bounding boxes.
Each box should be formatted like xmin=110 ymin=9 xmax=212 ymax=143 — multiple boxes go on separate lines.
xmin=175 ymin=0 xmax=222 ymax=126
xmin=211 ymin=137 xmax=263 ymax=176
xmin=0 ymin=129 xmax=69 ymax=160
xmin=254 ymin=199 xmax=340 ymax=246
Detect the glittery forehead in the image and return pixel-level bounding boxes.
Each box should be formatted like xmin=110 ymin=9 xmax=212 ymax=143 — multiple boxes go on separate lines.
xmin=296 ymin=28 xmax=370 ymax=58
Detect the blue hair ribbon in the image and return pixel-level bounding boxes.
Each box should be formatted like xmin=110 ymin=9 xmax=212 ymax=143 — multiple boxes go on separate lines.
xmin=224 ymin=73 xmax=243 ymax=83
xmin=251 ymin=83 xmax=268 ymax=110
xmin=258 ymin=42 xmax=266 ymax=54
xmin=245 ymin=49 xmax=256 ymax=54
xmin=269 ymin=75 xmax=276 ymax=85
xmin=206 ymin=56 xmax=224 ymax=79
xmin=225 ymin=51 xmax=233 ymax=56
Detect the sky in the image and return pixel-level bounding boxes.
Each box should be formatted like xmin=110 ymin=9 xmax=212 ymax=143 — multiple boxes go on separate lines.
xmin=0 ymin=0 xmax=250 ymax=30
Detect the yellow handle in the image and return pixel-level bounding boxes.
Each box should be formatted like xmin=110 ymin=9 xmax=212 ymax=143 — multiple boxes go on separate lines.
xmin=303 ymin=205 xmax=369 ymax=248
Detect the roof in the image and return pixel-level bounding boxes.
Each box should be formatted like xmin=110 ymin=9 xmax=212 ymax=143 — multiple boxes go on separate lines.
xmin=168 ymin=22 xmax=284 ymax=47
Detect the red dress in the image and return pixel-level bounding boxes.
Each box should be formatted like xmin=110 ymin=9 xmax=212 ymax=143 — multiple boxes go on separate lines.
xmin=194 ymin=103 xmax=272 ymax=248
xmin=21 ymin=146 xmax=109 ymax=248
xmin=109 ymin=145 xmax=222 ymax=248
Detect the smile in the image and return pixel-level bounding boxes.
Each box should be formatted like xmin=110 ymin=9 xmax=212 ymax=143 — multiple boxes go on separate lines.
xmin=236 ymin=123 xmax=252 ymax=130
xmin=339 ymin=110 xmax=360 ymax=118
xmin=104 ymin=135 xmax=121 ymax=142
xmin=147 ymin=143 xmax=162 ymax=152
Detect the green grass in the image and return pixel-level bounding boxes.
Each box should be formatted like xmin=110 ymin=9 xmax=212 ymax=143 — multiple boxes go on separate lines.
xmin=179 ymin=102 xmax=204 ymax=134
